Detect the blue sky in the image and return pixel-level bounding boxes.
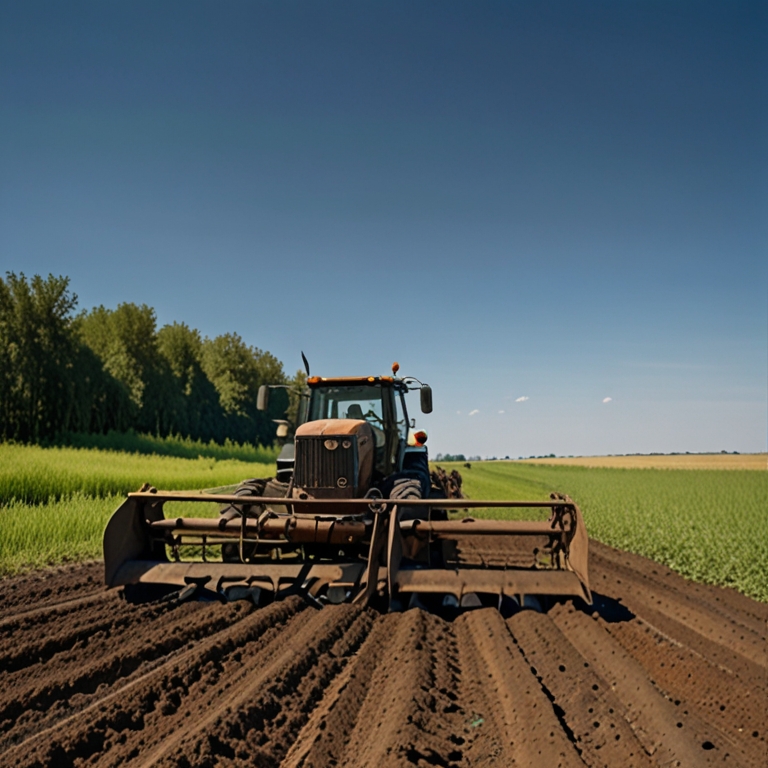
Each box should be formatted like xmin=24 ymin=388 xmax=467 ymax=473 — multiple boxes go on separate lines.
xmin=2 ymin=1 xmax=766 ymax=457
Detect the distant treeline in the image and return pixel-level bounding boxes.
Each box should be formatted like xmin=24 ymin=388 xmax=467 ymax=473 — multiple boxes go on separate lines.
xmin=433 ymin=453 xmax=468 ymax=462
xmin=0 ymin=272 xmax=300 ymax=446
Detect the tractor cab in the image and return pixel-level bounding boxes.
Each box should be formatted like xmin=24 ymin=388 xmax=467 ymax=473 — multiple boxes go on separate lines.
xmin=304 ymin=376 xmax=407 ymax=478
xmin=259 ymin=367 xmax=433 ymax=492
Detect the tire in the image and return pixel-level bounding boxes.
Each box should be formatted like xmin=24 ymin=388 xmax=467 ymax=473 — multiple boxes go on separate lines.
xmin=220 ymin=478 xmax=269 ymax=562
xmin=390 ymin=478 xmax=425 ymax=521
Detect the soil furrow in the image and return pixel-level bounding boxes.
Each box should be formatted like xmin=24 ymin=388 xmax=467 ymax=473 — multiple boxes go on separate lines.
xmin=454 ymin=607 xmax=585 ymax=767
xmin=0 ymin=563 xmax=103 ymax=616
xmin=508 ymin=609 xmax=656 ymax=768
xmin=0 ymin=588 xmax=113 ymax=630
xmin=0 ymin=597 xmax=304 ymax=758
xmin=0 ymin=539 xmax=766 ymax=766
xmin=3 ymin=598 xmax=305 ymax=767
xmin=549 ymin=601 xmax=746 ymax=766
xmin=281 ymin=615 xmax=399 ymax=767
xmin=590 ymin=542 xmax=768 ymax=631
xmin=598 ymin=593 xmax=766 ymax=691
xmin=143 ymin=602 xmax=367 ymax=767
xmin=0 ymin=598 xmax=258 ymax=739
xmin=590 ymin=547 xmax=766 ymax=669
xmin=0 ymin=592 xmax=170 ymax=673
xmin=327 ymin=609 xmax=469 ymax=767
xmin=599 ymin=612 xmax=767 ymax=765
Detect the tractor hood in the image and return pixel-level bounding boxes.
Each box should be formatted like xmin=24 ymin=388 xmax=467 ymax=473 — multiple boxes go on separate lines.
xmin=292 ymin=419 xmax=375 ymax=499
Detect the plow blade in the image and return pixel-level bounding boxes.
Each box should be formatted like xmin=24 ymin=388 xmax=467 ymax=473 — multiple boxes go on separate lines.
xmin=386 ymin=494 xmax=591 ymax=608
xmin=111 ymin=560 xmax=369 ymax=603
xmin=104 ymin=490 xmax=590 ymax=607
xmin=395 ymin=569 xmax=589 ymax=603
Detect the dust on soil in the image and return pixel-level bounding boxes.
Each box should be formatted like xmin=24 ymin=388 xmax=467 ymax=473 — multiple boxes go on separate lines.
xmin=0 ymin=542 xmax=765 ymax=767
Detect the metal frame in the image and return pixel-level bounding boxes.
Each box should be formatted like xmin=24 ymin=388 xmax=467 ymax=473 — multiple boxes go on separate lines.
xmin=104 ymin=491 xmax=590 ymax=606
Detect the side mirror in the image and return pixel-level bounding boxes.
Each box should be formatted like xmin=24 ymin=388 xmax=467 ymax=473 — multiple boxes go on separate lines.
xmin=420 ymin=385 xmax=433 ymax=414
xmin=257 ymin=384 xmax=270 ymax=411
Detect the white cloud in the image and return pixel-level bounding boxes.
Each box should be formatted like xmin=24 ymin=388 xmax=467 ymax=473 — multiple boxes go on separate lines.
xmin=498 ymin=409 xmax=505 ymax=414
xmin=515 ymin=396 xmax=529 ymax=402
xmin=603 ymin=397 xmax=612 ymax=403
xmin=469 ymin=409 xmax=479 ymax=416
xmin=456 ymin=410 xmax=461 ymax=414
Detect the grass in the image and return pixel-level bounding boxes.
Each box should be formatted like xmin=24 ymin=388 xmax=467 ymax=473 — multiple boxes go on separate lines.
xmin=0 ymin=494 xmax=229 ymax=576
xmin=56 ymin=430 xmax=280 ymax=464
xmin=0 ymin=494 xmax=121 ymax=575
xmin=0 ymin=443 xmax=274 ymax=505
xmin=441 ymin=461 xmax=768 ymax=602
xmin=0 ymin=440 xmax=273 ymax=575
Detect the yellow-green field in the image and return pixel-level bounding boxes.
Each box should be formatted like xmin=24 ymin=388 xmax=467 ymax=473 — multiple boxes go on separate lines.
xmin=0 ymin=443 xmax=273 ymax=576
xmin=0 ymin=443 xmax=273 ymax=505
xmin=1 ymin=444 xmax=766 ymax=602
xmin=520 ymin=453 xmax=767 ymax=470
xmin=447 ymin=460 xmax=767 ymax=602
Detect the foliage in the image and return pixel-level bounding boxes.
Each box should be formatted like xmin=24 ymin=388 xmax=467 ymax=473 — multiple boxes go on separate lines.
xmin=442 ymin=461 xmax=768 ymax=602
xmin=198 ymin=332 xmax=289 ymax=445
xmin=0 ymin=272 xmax=291 ymax=447
xmin=285 ymin=369 xmax=310 ymax=431
xmin=0 ymin=273 xmax=80 ymax=441
xmin=0 ymin=491 xmax=235 ymax=576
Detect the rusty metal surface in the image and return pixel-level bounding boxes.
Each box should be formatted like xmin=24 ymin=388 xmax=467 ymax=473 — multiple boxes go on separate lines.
xmin=401 ymin=519 xmax=573 ymax=536
xmin=551 ymin=492 xmax=590 ymax=599
xmin=150 ymin=516 xmax=368 ymax=545
xmin=105 ymin=489 xmax=590 ymax=605
xmin=294 ymin=434 xmax=359 ymax=492
xmin=395 ymin=568 xmax=589 ymax=602
xmin=150 ymin=516 xmax=565 ymax=540
xmin=112 ymin=559 xmax=368 ymax=594
xmin=127 ymin=491 xmax=577 ymax=509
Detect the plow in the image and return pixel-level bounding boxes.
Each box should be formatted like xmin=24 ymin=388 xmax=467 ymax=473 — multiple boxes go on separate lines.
xmin=104 ymin=363 xmax=591 ymax=612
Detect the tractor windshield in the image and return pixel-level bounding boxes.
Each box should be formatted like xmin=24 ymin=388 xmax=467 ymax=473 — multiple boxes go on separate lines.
xmin=308 ymin=383 xmax=400 ymax=475
xmin=308 ymin=385 xmax=385 ymax=435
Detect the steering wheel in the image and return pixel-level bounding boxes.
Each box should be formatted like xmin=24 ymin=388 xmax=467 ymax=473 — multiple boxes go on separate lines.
xmin=363 ymin=410 xmax=384 ymax=426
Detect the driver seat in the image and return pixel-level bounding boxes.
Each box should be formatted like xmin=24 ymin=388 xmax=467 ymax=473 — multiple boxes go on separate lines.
xmin=346 ymin=404 xmax=365 ymax=420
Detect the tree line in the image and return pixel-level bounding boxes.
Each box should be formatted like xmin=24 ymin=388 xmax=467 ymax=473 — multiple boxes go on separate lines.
xmin=0 ymin=272 xmax=297 ymax=446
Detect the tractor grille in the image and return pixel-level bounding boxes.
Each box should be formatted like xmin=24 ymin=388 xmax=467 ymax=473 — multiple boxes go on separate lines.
xmin=294 ymin=435 xmax=359 ymax=492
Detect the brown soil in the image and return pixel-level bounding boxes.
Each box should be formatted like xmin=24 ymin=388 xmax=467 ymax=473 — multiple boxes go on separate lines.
xmin=0 ymin=542 xmax=765 ymax=767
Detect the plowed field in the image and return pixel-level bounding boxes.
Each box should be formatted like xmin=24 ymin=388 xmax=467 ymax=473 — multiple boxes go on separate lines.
xmin=0 ymin=541 xmax=765 ymax=768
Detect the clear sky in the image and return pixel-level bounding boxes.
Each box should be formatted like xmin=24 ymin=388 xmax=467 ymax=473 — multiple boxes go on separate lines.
xmin=2 ymin=1 xmax=766 ymax=457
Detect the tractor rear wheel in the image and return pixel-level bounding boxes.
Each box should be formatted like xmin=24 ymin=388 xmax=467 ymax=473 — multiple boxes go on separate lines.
xmin=390 ymin=478 xmax=426 ymax=521
xmin=220 ymin=479 xmax=268 ymax=562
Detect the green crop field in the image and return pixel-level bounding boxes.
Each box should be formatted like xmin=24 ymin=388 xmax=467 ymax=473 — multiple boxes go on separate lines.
xmin=0 ymin=443 xmax=274 ymax=505
xmin=0 ymin=493 xmax=123 ymax=575
xmin=441 ymin=460 xmax=768 ymax=602
xmin=1 ymin=444 xmax=766 ymax=602
xmin=0 ymin=442 xmax=274 ymax=576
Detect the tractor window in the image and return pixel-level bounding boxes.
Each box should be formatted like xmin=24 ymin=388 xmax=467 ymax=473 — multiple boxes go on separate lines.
xmin=394 ymin=391 xmax=408 ymax=441
xmin=308 ymin=384 xmax=401 ymax=476
xmin=308 ymin=386 xmax=385 ymax=440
